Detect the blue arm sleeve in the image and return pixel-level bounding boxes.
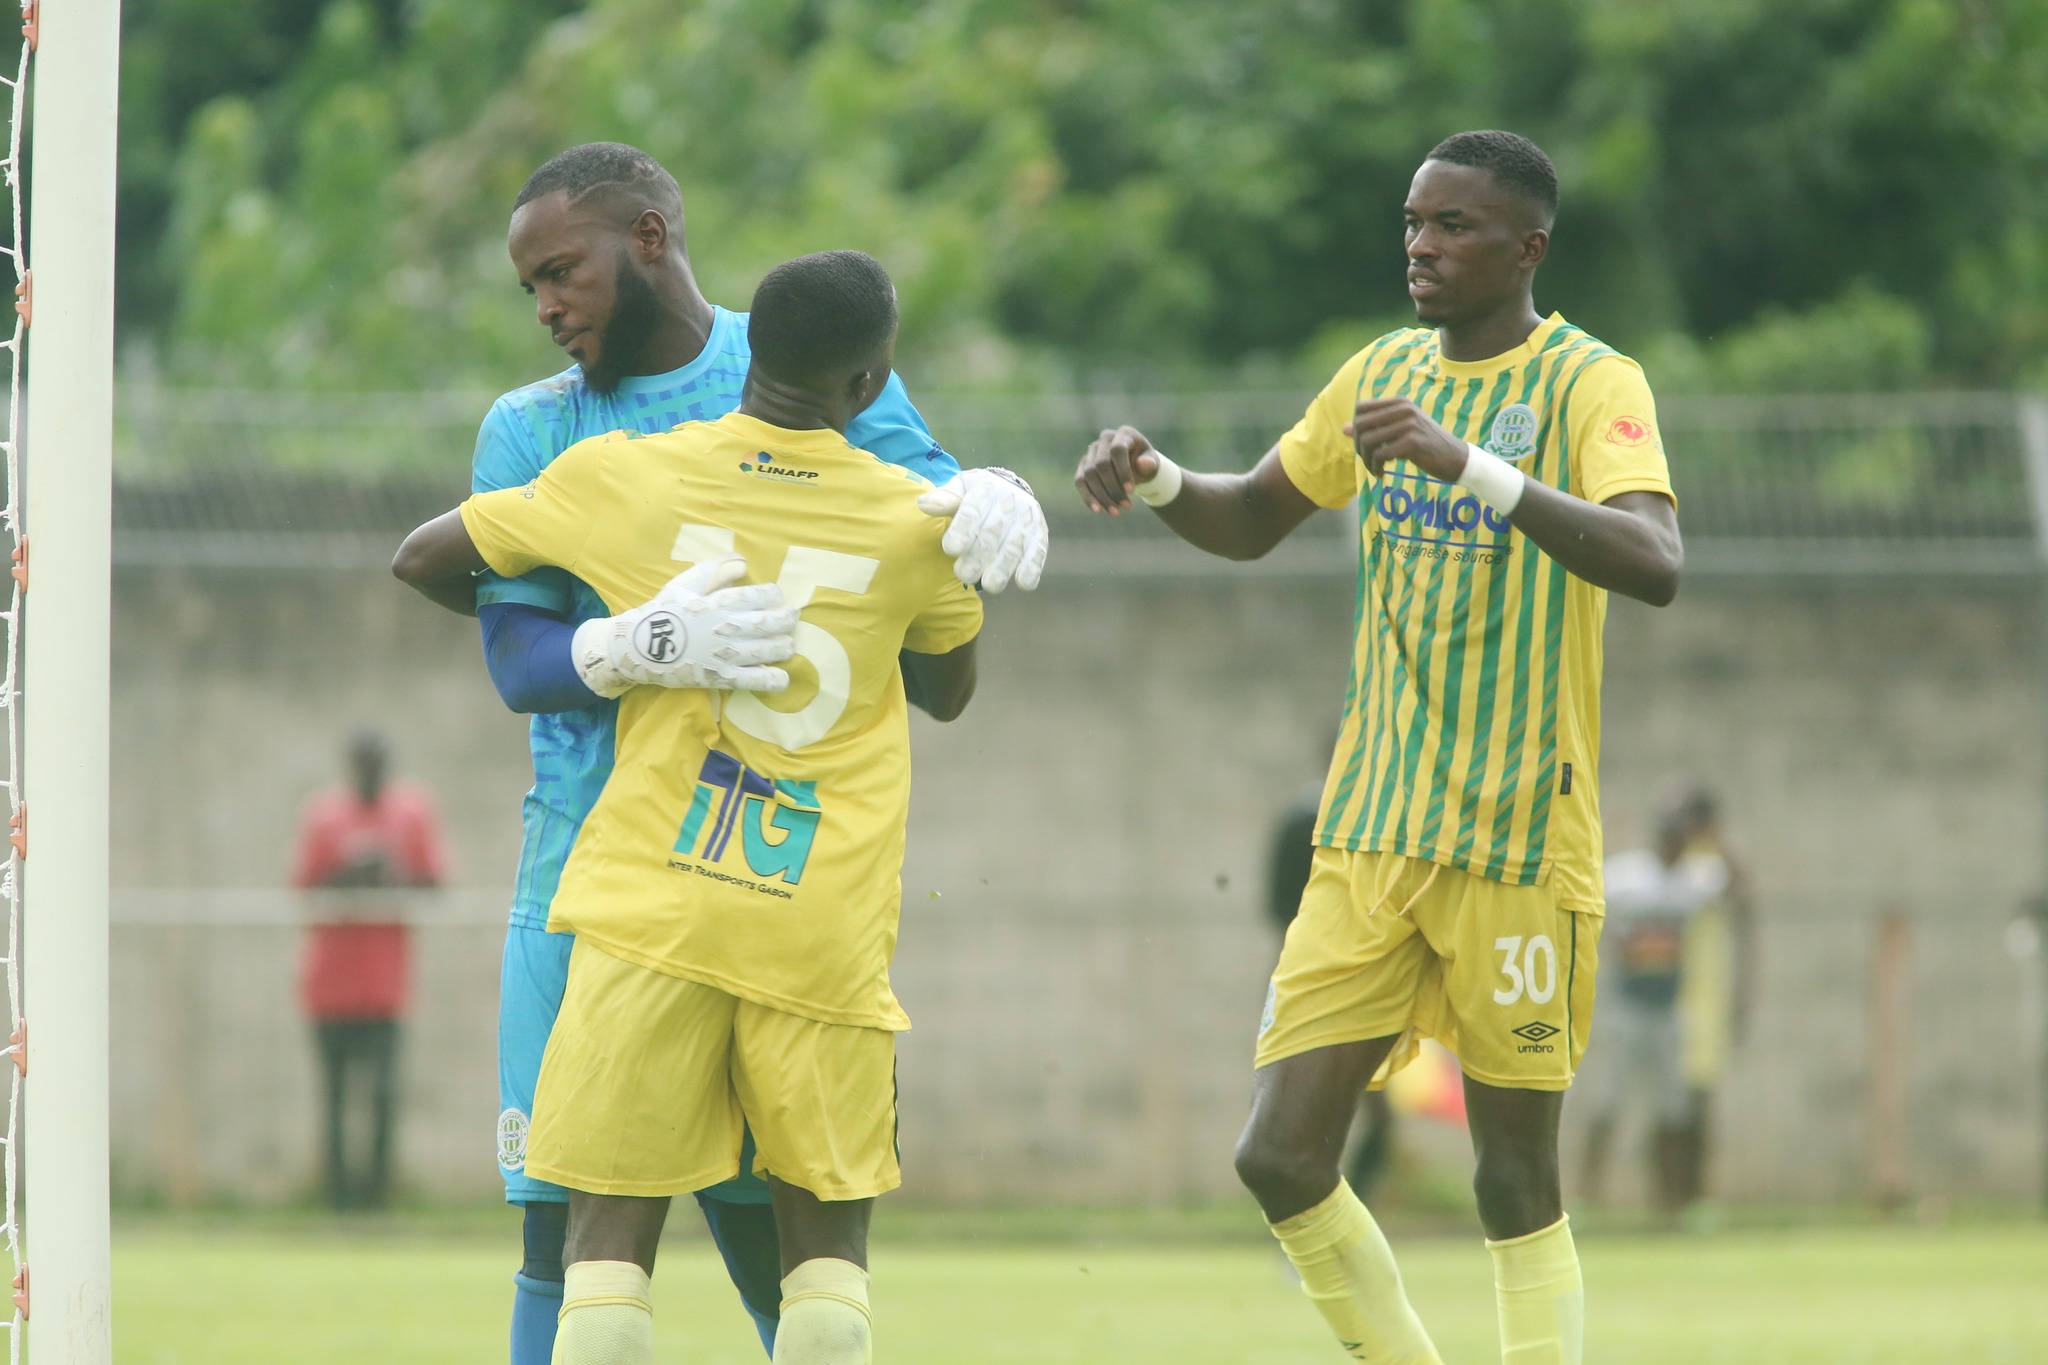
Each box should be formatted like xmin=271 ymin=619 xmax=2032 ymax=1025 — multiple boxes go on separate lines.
xmin=845 ymin=371 xmax=961 ymax=485
xmin=477 ymin=602 xmax=603 ymax=715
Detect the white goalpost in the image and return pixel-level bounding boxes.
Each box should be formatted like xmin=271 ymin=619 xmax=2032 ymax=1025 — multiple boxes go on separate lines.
xmin=13 ymin=0 xmax=119 ymax=1361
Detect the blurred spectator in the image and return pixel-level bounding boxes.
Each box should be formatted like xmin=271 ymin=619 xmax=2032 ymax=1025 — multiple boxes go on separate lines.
xmin=293 ymin=733 xmax=446 ymax=1209
xmin=1579 ymin=785 xmax=1752 ymax=1220
xmin=1265 ymin=781 xmax=1396 ymax=1200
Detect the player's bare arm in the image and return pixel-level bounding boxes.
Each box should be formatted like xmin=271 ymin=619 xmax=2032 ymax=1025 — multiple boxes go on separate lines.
xmin=1346 ymin=397 xmax=1683 ymax=606
xmin=900 ymin=639 xmax=977 ymax=722
xmin=393 ymin=508 xmax=486 ymax=585
xmin=1074 ymin=427 xmax=1318 ymax=560
xmin=392 ymin=509 xmax=488 ymax=613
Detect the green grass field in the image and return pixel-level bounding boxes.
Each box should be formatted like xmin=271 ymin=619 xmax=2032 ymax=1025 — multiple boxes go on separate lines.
xmin=114 ymin=1215 xmax=2048 ymax=1364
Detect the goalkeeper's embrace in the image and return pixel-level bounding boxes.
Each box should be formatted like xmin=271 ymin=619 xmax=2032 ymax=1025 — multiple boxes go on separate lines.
xmin=396 ymin=249 xmax=1006 ymax=1365
xmin=386 ymin=142 xmax=1045 ymax=1365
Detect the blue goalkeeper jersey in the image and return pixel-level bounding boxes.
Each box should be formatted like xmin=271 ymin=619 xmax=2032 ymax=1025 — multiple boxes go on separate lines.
xmin=472 ymin=304 xmax=958 ymax=929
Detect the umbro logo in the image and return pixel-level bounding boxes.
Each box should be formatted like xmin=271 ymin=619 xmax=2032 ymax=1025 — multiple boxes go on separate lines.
xmin=1511 ymin=1021 xmax=1559 ymax=1043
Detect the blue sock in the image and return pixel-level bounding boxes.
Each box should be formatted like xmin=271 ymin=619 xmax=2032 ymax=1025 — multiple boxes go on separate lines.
xmin=695 ymin=1192 xmax=782 ymax=1356
xmin=511 ymin=1201 xmax=568 ymax=1365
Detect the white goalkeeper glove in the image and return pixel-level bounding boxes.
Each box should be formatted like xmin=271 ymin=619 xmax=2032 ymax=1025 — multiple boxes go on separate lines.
xmin=916 ymin=466 xmax=1049 ymax=592
xmin=569 ymin=555 xmax=798 ymax=698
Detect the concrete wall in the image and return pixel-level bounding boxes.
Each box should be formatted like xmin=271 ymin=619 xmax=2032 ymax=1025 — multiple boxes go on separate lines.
xmin=106 ymin=562 xmax=2048 ymax=1206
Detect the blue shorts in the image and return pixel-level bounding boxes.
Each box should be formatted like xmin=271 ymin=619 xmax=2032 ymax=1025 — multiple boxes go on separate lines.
xmin=496 ymin=920 xmax=773 ymax=1206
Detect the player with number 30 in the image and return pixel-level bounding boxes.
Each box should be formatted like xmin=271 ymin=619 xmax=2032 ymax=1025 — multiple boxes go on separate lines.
xmin=1075 ymin=130 xmax=1682 ymax=1365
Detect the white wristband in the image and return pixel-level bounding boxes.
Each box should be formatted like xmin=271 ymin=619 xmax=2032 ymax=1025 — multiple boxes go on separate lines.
xmin=1459 ymin=443 xmax=1526 ymax=514
xmin=1134 ymin=452 xmax=1184 ymax=507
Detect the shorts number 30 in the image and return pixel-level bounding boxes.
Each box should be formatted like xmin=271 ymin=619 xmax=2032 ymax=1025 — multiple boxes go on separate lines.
xmin=1491 ymin=934 xmax=1557 ymax=1006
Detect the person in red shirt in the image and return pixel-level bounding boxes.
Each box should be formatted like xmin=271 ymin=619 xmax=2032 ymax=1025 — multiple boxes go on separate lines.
xmin=293 ymin=732 xmax=447 ymax=1209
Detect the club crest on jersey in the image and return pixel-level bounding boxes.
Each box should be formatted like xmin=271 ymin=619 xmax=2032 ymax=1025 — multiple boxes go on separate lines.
xmin=496 ymin=1107 xmax=529 ymax=1171
xmin=1485 ymin=403 xmax=1539 ymax=463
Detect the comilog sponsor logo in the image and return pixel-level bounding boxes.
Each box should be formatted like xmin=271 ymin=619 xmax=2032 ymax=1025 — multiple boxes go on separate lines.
xmin=1374 ymin=477 xmax=1514 ymax=541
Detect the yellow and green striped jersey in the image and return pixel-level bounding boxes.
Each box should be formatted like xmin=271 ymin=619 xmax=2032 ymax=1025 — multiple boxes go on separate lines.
xmin=1278 ymin=315 xmax=1673 ymax=913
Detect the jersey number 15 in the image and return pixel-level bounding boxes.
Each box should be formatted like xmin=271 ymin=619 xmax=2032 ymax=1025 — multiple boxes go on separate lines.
xmin=673 ymin=523 xmax=880 ymax=751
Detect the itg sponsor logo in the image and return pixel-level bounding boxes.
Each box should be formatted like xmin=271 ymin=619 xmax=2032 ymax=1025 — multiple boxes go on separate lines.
xmin=674 ymin=749 xmax=822 ymax=886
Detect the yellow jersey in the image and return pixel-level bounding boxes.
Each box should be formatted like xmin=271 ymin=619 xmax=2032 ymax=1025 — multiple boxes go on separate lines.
xmin=462 ymin=410 xmax=984 ymax=1028
xmin=1278 ymin=315 xmax=1673 ymax=913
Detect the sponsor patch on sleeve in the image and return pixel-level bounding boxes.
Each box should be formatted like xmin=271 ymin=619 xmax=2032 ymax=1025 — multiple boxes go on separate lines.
xmin=1605 ymin=416 xmax=1653 ymax=446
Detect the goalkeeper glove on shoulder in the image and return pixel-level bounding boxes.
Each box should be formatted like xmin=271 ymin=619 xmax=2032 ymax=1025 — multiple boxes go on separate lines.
xmin=917 ymin=466 xmax=1049 ymax=592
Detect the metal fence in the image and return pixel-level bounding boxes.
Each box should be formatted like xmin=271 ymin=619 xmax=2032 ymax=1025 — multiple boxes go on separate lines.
xmin=111 ymin=387 xmax=2048 ymax=577
xmin=101 ymin=386 xmax=2048 ymax=1209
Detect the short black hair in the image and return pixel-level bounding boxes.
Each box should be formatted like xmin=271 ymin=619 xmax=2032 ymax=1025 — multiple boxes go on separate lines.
xmin=747 ymin=251 xmax=898 ymax=389
xmin=514 ymin=142 xmax=683 ymax=226
xmin=1427 ymin=130 xmax=1558 ymax=223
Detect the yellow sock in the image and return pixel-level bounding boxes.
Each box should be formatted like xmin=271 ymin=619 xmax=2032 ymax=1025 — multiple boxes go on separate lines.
xmin=1269 ymin=1181 xmax=1442 ymax=1364
xmin=551 ymin=1260 xmax=653 ymax=1365
xmin=773 ymin=1257 xmax=872 ymax=1365
xmin=1487 ymin=1215 xmax=1584 ymax=1365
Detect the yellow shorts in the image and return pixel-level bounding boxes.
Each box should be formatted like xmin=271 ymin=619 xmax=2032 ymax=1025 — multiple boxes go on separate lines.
xmin=1255 ymin=847 xmax=1599 ymax=1091
xmin=524 ymin=938 xmax=900 ymax=1201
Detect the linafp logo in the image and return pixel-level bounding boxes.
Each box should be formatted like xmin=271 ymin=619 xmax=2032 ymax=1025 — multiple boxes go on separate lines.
xmin=738 ymin=451 xmax=821 ymax=484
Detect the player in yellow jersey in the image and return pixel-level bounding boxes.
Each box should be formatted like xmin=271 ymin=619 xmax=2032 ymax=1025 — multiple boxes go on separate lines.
xmin=1076 ymin=131 xmax=1682 ymax=1365
xmin=394 ymin=251 xmax=985 ymax=1365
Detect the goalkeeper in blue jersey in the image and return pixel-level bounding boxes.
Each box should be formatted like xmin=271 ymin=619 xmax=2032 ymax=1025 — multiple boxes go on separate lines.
xmin=400 ymin=142 xmax=1048 ymax=1365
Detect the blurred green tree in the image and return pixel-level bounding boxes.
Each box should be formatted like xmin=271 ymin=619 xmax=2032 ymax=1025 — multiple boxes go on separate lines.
xmin=125 ymin=0 xmax=2048 ymax=392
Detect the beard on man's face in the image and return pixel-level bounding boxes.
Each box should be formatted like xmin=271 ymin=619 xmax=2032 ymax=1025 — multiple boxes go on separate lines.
xmin=580 ymin=248 xmax=664 ymax=393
